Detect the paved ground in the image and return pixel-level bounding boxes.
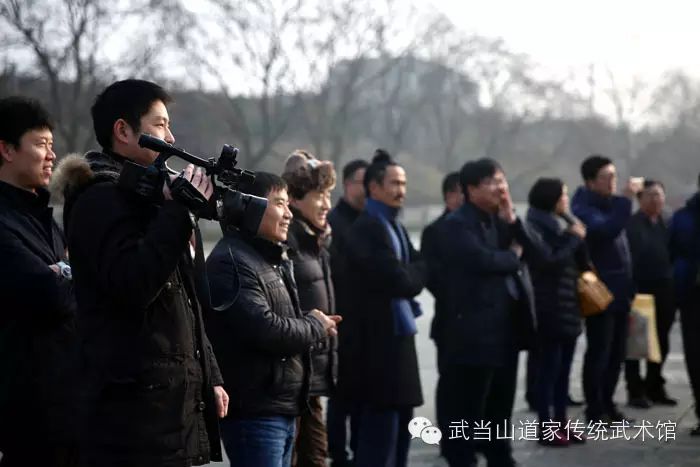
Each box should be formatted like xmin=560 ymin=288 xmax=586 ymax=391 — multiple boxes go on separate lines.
xmin=207 ymin=240 xmax=700 ymax=466
xmin=202 ymin=286 xmax=700 ymax=466
xmin=405 ymin=290 xmax=700 ymax=467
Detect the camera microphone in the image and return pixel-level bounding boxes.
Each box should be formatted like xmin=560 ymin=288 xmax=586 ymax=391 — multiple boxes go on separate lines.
xmin=138 ymin=134 xmax=176 ymax=153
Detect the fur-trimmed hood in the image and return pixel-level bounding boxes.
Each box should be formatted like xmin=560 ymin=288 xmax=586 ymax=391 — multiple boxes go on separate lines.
xmin=50 ymin=150 xmax=125 ymax=204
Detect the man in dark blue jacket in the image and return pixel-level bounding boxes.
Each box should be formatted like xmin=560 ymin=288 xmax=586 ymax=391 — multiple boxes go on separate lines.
xmin=669 ymin=176 xmax=700 ymax=435
xmin=439 ymin=159 xmax=536 ymax=467
xmin=571 ymin=154 xmax=639 ymax=424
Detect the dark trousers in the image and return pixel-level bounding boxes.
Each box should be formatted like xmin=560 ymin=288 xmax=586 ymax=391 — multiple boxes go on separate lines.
xmin=680 ymin=286 xmax=700 ymax=419
xmin=536 ymin=337 xmax=577 ymax=422
xmin=354 ymin=406 xmax=412 ymax=467
xmin=624 ymin=280 xmax=676 ymax=396
xmin=525 ymin=350 xmax=538 ymax=407
xmin=583 ymin=306 xmax=629 ymax=418
xmin=440 ymin=350 xmax=519 ymax=467
xmin=1 ymin=443 xmax=79 ymax=467
xmin=326 ymin=397 xmax=358 ymax=464
xmin=435 ymin=344 xmax=447 ymax=451
xmin=293 ymin=396 xmax=327 ymax=467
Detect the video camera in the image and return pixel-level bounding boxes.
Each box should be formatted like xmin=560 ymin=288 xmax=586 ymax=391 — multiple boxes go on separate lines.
xmin=118 ymin=134 xmax=267 ymax=236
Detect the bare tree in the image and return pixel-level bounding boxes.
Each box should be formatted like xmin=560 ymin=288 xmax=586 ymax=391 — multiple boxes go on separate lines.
xmin=0 ymin=0 xmax=196 ymax=153
xmin=601 ymin=68 xmax=652 ymax=174
xmin=295 ymin=0 xmax=394 ymax=165
xmin=649 ymin=70 xmax=700 ymax=132
xmin=196 ymin=0 xmax=309 ymax=169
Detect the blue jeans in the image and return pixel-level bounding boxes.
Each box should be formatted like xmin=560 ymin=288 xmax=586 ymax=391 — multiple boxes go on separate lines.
xmin=221 ymin=416 xmax=296 ymax=467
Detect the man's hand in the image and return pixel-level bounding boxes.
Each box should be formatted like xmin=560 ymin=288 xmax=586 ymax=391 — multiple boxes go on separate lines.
xmin=49 ymin=264 xmax=60 ymax=275
xmin=162 ymin=164 xmax=214 ymax=201
xmin=623 ymin=177 xmax=644 ymax=199
xmin=310 ymin=309 xmax=343 ymax=337
xmin=214 ymin=385 xmax=229 ymax=418
xmin=567 ymin=222 xmax=587 ymax=239
xmin=498 ymin=191 xmax=517 ymax=224
xmin=510 ymin=243 xmax=523 ymax=259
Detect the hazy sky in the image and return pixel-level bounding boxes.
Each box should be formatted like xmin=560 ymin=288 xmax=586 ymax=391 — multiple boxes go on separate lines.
xmin=428 ymin=0 xmax=700 ymax=84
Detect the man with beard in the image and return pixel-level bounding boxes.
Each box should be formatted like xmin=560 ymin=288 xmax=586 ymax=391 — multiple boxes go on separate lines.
xmin=342 ymin=150 xmax=426 ymax=467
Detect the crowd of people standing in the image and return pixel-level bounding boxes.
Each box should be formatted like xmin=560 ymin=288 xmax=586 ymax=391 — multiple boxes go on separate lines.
xmin=1 ymin=79 xmax=699 ymax=467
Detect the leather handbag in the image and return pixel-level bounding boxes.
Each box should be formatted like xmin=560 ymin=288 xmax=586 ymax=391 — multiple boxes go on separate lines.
xmin=578 ymin=269 xmax=614 ymax=317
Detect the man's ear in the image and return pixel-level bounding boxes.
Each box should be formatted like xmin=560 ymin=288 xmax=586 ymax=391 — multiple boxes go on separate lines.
xmin=0 ymin=140 xmax=14 ymax=164
xmin=112 ymin=119 xmax=133 ymax=146
xmin=367 ymin=179 xmax=380 ymax=198
xmin=289 ymin=196 xmax=301 ymax=209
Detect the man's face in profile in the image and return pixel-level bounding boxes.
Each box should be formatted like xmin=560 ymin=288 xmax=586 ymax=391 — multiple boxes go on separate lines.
xmin=258 ymin=188 xmax=293 ymax=243
xmin=119 ymin=99 xmax=174 ymax=166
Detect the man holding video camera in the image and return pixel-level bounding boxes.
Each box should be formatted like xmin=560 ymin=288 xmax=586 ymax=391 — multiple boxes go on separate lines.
xmin=53 ymin=79 xmax=228 ymax=467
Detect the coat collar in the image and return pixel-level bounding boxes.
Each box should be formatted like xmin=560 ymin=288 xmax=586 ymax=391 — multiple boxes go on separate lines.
xmin=456 ymin=201 xmax=496 ymax=226
xmin=289 ymin=207 xmax=331 ymax=253
xmin=84 ymin=149 xmax=128 ymax=181
xmin=228 ymin=228 xmax=288 ymax=264
xmin=335 ymin=197 xmax=361 ymax=220
xmin=0 ymin=180 xmax=51 ymax=213
xmin=526 ymin=207 xmax=563 ymax=234
xmin=572 ymin=186 xmax=614 ymax=211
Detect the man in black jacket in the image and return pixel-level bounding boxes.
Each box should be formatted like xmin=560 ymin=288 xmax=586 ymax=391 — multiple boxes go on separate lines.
xmin=439 ymin=159 xmax=536 ymax=467
xmin=342 ymin=150 xmax=426 ymax=467
xmin=0 ymin=97 xmax=79 ymax=466
xmin=420 ymin=171 xmax=462 ymax=444
xmin=53 ymin=80 xmax=228 ymax=467
xmin=206 ymin=172 xmax=340 ymax=467
xmin=624 ymin=180 xmax=677 ymax=408
xmin=326 ymin=158 xmax=367 ymax=466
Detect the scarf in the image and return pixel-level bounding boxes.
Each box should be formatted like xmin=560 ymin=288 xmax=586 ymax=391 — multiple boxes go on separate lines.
xmin=364 ymin=198 xmax=422 ymax=336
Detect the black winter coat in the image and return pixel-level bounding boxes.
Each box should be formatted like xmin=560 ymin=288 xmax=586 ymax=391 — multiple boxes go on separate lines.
xmin=340 ymin=210 xmax=426 ymax=408
xmin=525 ymin=208 xmax=585 ymax=340
xmin=328 ymin=198 xmax=360 ymax=324
xmin=287 ymin=211 xmax=337 ymax=396
xmin=206 ymin=229 xmax=327 ymax=417
xmin=421 ymin=209 xmax=450 ymax=344
xmin=61 ymin=151 xmax=224 ymax=466
xmin=439 ymin=202 xmax=537 ymax=367
xmin=0 ymin=182 xmax=79 ymax=449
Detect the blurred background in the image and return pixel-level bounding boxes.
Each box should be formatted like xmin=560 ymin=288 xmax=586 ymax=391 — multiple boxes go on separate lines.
xmin=2 ymin=0 xmax=700 ymax=207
